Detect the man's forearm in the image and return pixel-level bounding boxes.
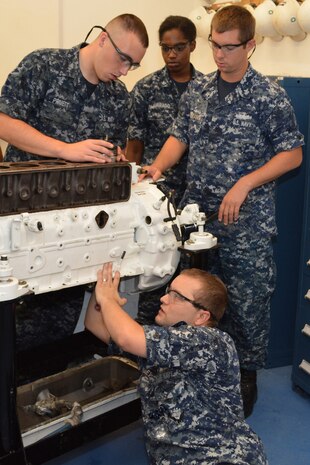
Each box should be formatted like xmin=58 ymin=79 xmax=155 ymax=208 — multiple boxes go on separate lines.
xmin=0 ymin=112 xmax=119 ymax=163
xmin=0 ymin=113 xmax=65 ymax=158
xmin=84 ymin=292 xmax=111 ymax=343
xmin=240 ymin=147 xmax=303 ymax=192
xmin=218 ymin=146 xmax=303 ymax=225
xmin=152 ymin=136 xmax=187 ymax=173
xmin=100 ymin=299 xmax=147 ymax=358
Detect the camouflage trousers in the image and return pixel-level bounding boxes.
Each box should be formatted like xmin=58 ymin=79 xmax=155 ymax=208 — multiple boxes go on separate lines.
xmin=206 ymin=222 xmax=276 ymax=370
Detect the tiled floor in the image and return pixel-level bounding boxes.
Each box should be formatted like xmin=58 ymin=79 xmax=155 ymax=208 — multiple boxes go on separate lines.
xmin=45 ymin=365 xmax=310 ymax=465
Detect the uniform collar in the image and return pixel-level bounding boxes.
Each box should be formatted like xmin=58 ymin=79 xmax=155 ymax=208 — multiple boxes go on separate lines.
xmin=226 ymin=63 xmax=256 ymax=102
xmin=161 ymin=63 xmax=197 ymax=85
xmin=204 ymin=62 xmax=255 ymax=102
xmin=173 ymin=321 xmax=187 ymax=328
xmin=66 ymin=45 xmax=83 ymax=79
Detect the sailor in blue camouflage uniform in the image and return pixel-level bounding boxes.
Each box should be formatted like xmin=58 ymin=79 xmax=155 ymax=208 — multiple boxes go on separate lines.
xmin=0 ymin=14 xmax=148 ymax=162
xmin=0 ymin=41 xmax=129 ymax=162
xmin=85 ymin=263 xmax=268 ymax=465
xmin=142 ymin=6 xmax=304 ymax=418
xmin=0 ymin=14 xmax=148 ymax=352
xmin=126 ymin=16 xmax=203 ymax=325
xmin=127 ymin=16 xmax=203 ymax=206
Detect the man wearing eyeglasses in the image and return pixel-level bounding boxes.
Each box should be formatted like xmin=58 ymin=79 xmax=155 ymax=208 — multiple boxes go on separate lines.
xmin=126 ymin=16 xmax=204 ymax=327
xmin=141 ymin=5 xmax=304 ymax=419
xmin=0 ymin=14 xmax=148 ymax=163
xmin=0 ymin=14 xmax=148 ymax=354
xmin=85 ymin=262 xmax=268 ymax=465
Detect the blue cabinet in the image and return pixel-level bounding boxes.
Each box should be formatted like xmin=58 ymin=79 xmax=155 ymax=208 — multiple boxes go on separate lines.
xmin=291 ymin=79 xmax=310 ymax=391
xmin=267 ymin=78 xmax=310 ymax=368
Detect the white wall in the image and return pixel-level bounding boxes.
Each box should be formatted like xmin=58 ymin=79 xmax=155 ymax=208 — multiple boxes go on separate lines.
xmin=1 ymin=0 xmax=310 ymax=152
xmin=252 ymin=35 xmax=310 ymax=77
xmin=0 ymin=0 xmax=60 ymax=88
xmin=0 ymin=0 xmax=61 ymax=153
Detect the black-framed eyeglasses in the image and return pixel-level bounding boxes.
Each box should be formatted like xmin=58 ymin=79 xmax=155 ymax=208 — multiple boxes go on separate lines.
xmin=84 ymin=25 xmax=140 ymax=71
xmin=165 ymin=286 xmax=218 ymax=321
xmin=208 ymin=34 xmax=248 ymax=53
xmin=159 ymin=42 xmax=190 ymax=54
xmin=165 ymin=286 xmax=207 ymax=311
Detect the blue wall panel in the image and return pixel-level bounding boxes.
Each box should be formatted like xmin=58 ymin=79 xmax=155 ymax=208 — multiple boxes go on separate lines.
xmin=267 ymin=78 xmax=310 ymax=368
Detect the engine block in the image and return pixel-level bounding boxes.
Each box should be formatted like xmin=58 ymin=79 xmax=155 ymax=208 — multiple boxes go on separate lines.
xmin=0 ymin=160 xmax=182 ymax=301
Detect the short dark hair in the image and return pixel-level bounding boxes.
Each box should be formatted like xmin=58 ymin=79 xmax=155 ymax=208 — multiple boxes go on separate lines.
xmin=107 ymin=14 xmax=149 ymax=48
xmin=181 ymin=268 xmax=228 ymax=327
xmin=211 ymin=5 xmax=255 ymax=43
xmin=159 ymin=15 xmax=197 ymax=42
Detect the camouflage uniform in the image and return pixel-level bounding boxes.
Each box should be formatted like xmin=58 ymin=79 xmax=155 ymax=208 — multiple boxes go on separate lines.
xmin=170 ymin=65 xmax=304 ymax=370
xmin=0 ymin=44 xmax=130 ymax=161
xmin=128 ymin=65 xmax=204 ymax=325
xmin=0 ymin=45 xmax=130 ymax=350
xmin=138 ymin=322 xmax=268 ymax=464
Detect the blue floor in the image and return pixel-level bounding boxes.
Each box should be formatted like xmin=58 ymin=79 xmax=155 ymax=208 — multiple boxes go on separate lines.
xmin=45 ymin=366 xmax=310 ymax=465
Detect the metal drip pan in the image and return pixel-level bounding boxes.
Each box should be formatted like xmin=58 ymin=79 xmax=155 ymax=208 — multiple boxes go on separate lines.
xmin=17 ymin=355 xmax=140 ymax=447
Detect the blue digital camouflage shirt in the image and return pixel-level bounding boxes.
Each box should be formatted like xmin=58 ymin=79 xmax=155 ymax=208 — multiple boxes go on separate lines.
xmin=0 ymin=45 xmax=130 ymax=161
xmin=139 ymin=323 xmax=268 ymax=464
xmin=128 ymin=65 xmax=204 ymax=205
xmin=171 ymin=64 xmax=304 ymax=236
